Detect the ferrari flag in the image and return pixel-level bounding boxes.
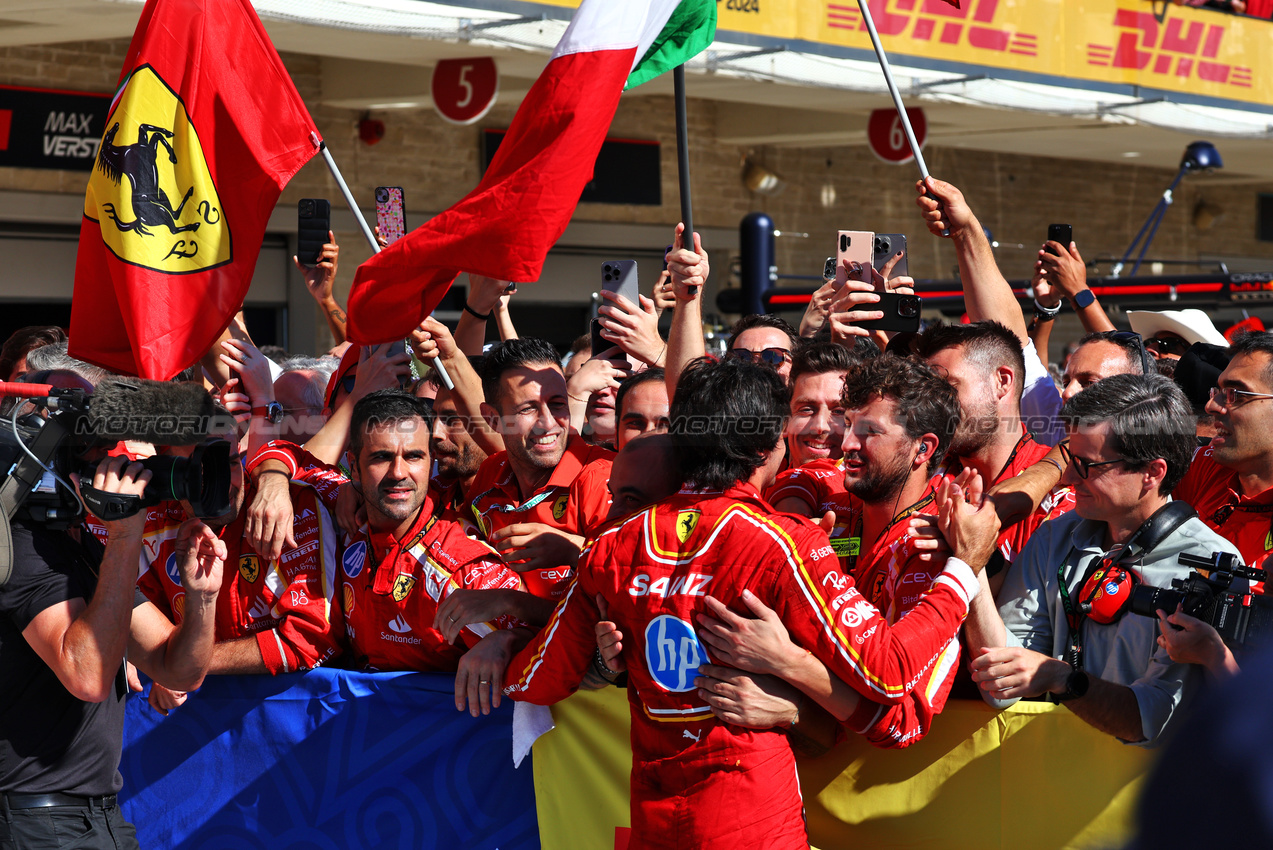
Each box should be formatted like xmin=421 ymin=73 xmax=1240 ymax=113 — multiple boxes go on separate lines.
xmin=70 ymin=0 xmax=318 ymax=380
xmin=346 ymin=0 xmax=717 ymax=345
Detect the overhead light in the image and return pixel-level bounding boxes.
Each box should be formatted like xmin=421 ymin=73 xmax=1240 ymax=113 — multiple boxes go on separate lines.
xmin=364 ymin=101 xmax=425 ymax=110
xmin=1181 ymin=140 xmax=1222 ymax=173
xmin=742 ymin=159 xmax=784 ymax=195
xmin=1121 ymin=151 xmax=1141 ymax=158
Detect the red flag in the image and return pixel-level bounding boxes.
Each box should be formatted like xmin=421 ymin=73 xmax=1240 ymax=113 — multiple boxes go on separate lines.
xmin=70 ymin=0 xmax=318 ymax=379
xmin=345 ymin=15 xmax=634 ymax=344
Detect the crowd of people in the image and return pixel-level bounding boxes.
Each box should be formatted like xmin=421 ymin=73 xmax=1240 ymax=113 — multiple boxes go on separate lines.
xmin=3 ymin=173 xmax=1272 ymax=849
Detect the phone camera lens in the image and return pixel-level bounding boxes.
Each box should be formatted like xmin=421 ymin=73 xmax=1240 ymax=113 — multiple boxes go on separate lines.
xmin=900 ymin=299 xmax=919 ymax=318
xmin=375 ymin=189 xmax=388 ymax=203
xmin=299 ymin=200 xmax=313 ymax=217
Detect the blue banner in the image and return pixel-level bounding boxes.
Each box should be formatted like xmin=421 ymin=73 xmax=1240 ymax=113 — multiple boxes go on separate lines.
xmin=120 ymin=670 xmax=539 ymax=850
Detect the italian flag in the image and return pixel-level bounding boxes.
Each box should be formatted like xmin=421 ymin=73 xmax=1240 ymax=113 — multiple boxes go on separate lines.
xmin=346 ymin=0 xmax=716 ymax=345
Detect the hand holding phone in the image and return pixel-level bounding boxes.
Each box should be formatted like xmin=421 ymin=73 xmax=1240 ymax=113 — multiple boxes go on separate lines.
xmin=375 ymin=187 xmax=406 ymax=247
xmin=297 ymin=199 xmax=331 ymax=266
xmin=835 ymin=230 xmax=875 ymax=288
xmin=1046 ymin=223 xmax=1073 ymax=255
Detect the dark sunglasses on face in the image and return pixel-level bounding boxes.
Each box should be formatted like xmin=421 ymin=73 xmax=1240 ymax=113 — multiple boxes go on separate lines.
xmin=1106 ymin=331 xmax=1156 ymax=375
xmin=727 ymin=347 xmax=792 ymax=368
xmin=1144 ymin=336 xmax=1190 ymax=357
xmin=1058 ymin=440 xmax=1130 ymax=479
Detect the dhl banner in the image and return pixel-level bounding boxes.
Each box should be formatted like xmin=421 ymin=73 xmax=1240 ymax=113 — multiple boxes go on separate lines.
xmin=528 ymin=0 xmax=1271 ymax=109
xmin=120 ymin=671 xmax=1151 ymax=849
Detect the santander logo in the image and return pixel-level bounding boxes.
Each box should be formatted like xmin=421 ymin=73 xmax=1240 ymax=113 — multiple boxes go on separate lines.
xmin=388 ymin=614 xmax=412 ymax=634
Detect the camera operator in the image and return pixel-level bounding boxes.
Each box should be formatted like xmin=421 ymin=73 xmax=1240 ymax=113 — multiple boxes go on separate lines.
xmin=966 ymin=374 xmax=1237 ymax=745
xmin=0 ymin=456 xmax=226 ymax=849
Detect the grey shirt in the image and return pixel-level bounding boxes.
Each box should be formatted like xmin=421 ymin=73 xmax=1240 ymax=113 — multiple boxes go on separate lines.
xmin=997 ymin=507 xmax=1239 ymax=746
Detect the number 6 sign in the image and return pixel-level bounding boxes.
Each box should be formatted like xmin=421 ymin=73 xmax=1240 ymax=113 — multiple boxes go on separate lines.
xmin=867 ymin=107 xmax=927 ymax=165
xmin=431 ymin=57 xmax=498 ymax=125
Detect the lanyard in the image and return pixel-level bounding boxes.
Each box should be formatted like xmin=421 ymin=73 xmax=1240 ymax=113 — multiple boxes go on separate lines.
xmin=839 ymin=489 xmax=936 ymax=570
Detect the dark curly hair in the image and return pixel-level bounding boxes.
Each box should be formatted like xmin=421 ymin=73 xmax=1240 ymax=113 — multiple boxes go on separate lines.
xmin=842 ymin=354 xmax=961 ymax=473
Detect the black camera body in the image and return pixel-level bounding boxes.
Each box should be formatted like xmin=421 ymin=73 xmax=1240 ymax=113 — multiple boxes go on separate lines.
xmin=1129 ymin=551 xmax=1273 ymax=652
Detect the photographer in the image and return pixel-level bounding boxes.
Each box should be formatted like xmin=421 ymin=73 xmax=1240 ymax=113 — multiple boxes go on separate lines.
xmin=967 ymin=375 xmax=1238 ymax=745
xmin=0 ymin=456 xmax=226 ymax=849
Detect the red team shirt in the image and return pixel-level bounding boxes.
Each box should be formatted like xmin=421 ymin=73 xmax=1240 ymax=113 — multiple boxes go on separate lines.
xmin=339 ymin=505 xmax=524 ymax=672
xmin=1175 ymin=447 xmax=1273 ymax=580
xmin=565 ymin=457 xmax=614 ymax=537
xmin=246 ymin=440 xmax=528 ymax=668
xmin=466 ymin=435 xmax=612 ymax=598
xmin=504 ymin=484 xmax=980 ymax=848
xmin=133 ymin=482 xmax=343 ymax=675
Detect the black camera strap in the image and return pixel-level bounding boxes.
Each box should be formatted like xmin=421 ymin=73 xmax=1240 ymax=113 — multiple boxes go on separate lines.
xmin=1058 ymin=501 xmax=1197 ymax=670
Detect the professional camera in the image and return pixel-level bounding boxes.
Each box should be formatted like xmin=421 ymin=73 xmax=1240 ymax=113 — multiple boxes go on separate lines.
xmin=0 ymin=379 xmax=234 ymax=584
xmin=1129 ymin=551 xmax=1273 ymax=652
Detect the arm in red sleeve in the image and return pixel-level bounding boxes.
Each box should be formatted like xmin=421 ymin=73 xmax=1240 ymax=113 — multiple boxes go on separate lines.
xmin=502 ymin=547 xmax=603 ymax=704
xmin=247 ymin=440 xmax=348 ymax=513
xmin=254 ymin=492 xmax=343 ymax=674
xmin=773 ymin=522 xmax=979 ymax=706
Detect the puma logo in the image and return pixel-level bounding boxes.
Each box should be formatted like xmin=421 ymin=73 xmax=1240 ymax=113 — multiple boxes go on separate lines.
xmin=682 ymin=729 xmax=701 ymax=743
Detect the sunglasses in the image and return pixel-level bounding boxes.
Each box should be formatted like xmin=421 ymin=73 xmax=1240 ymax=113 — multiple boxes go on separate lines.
xmin=1106 ymin=331 xmax=1156 ymax=375
xmin=1144 ymin=336 xmax=1190 ymax=357
xmin=1058 ymin=440 xmax=1130 ymax=479
xmin=1209 ymin=386 xmax=1273 ymax=409
xmin=727 ymin=347 xmax=792 ymax=368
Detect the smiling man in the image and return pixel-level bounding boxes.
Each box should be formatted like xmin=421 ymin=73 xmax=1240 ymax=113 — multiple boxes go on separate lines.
xmin=971 ymin=374 xmax=1235 ymax=745
xmin=467 ymin=339 xmax=611 ymax=598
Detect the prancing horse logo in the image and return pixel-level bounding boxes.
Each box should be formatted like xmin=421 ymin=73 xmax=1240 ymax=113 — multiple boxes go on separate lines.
xmin=85 ymin=64 xmax=231 ymax=274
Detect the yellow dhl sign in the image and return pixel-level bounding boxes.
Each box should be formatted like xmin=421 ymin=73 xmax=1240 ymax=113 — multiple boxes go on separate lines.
xmin=537 ymin=0 xmax=1270 ymax=107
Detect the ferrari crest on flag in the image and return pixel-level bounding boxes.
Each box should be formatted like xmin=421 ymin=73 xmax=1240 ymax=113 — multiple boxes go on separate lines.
xmin=86 ymin=65 xmax=229 ymax=275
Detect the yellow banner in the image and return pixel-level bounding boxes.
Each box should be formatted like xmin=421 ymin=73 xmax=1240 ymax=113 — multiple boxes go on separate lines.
xmin=532 ymin=693 xmax=1153 ymax=850
xmin=533 ymin=0 xmax=1270 ymax=107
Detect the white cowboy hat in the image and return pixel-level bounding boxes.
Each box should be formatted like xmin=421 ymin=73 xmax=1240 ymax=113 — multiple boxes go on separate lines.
xmin=1127 ymin=309 xmax=1229 ymax=348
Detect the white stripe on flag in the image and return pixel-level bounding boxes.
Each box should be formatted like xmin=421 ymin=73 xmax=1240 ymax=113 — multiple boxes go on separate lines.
xmin=551 ymin=0 xmax=683 ymax=69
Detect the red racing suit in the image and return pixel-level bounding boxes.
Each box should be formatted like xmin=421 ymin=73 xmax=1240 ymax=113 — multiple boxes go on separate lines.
xmin=340 ymin=505 xmax=525 ymax=672
xmin=135 ymin=481 xmax=343 ymax=674
xmin=764 ymin=457 xmax=846 ymax=516
xmin=466 ymin=435 xmax=612 ymax=598
xmin=820 ymin=483 xmax=963 ymax=747
xmin=504 ymin=484 xmax=980 ymax=849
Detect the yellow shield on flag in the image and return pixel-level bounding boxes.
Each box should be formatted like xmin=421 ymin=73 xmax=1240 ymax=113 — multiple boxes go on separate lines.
xmin=85 ymin=64 xmax=230 ymax=274
xmin=238 ymin=554 xmax=261 ymax=584
xmin=392 ymin=575 xmax=416 ymax=602
xmin=676 ymin=510 xmax=700 ymax=544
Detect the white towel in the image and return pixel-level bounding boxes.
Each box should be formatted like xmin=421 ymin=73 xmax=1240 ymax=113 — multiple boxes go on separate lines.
xmin=512 ymin=702 xmax=555 ymax=767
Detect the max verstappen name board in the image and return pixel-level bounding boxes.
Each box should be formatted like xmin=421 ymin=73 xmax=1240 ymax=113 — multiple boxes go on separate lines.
xmin=0 ymin=85 xmax=111 ymax=172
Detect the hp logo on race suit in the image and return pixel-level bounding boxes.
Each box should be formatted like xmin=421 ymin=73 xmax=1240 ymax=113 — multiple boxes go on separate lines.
xmin=645 ymin=615 xmax=709 ymax=692
xmin=164 ymin=552 xmax=181 ymax=587
xmin=343 ymin=541 xmax=367 ymax=578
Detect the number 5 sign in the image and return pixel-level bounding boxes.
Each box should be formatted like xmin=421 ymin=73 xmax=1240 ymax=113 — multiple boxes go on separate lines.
xmin=867 ymin=107 xmax=927 ymax=165
xmin=431 ymin=58 xmax=498 ymax=125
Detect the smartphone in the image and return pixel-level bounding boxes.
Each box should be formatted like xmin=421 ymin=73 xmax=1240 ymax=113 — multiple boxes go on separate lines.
xmin=601 ymin=260 xmax=640 ymax=306
xmin=873 ymin=233 xmax=908 ymax=278
xmin=593 ymin=260 xmax=639 ymax=357
xmin=856 ymin=292 xmax=922 ymax=334
xmin=297 ymin=198 xmax=331 ymax=266
xmin=835 ymin=230 xmax=875 ymax=287
xmin=1046 ymin=223 xmax=1073 ymax=256
xmin=823 ymin=257 xmax=836 ymax=282
xmin=376 ymin=187 xmax=406 ymax=247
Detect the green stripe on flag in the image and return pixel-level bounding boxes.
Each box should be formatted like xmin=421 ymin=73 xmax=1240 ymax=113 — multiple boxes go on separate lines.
xmin=626 ymin=0 xmax=717 ymax=90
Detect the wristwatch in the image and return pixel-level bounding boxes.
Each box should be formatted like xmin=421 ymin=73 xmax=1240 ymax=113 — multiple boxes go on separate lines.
xmin=1071 ymin=289 xmax=1096 ymax=310
xmin=251 ymin=401 xmax=284 ymax=425
xmin=1054 ymin=669 xmax=1090 ymax=702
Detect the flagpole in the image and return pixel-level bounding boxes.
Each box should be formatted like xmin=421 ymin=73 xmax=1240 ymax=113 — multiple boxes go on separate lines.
xmin=673 ymin=65 xmax=699 ymax=295
xmin=310 ymin=134 xmax=454 ymax=389
xmin=855 ymin=0 xmax=948 ymax=236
